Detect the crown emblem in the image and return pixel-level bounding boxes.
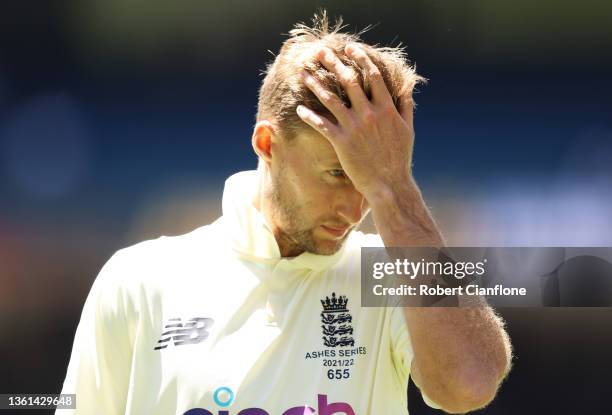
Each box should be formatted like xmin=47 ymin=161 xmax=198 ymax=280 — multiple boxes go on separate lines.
xmin=320 ymin=292 xmax=348 ymax=313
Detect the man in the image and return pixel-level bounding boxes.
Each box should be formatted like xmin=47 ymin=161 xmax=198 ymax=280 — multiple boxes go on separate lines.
xmin=58 ymin=12 xmax=511 ymax=415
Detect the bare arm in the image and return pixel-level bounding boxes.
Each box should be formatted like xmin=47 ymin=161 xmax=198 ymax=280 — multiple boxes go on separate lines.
xmin=297 ymin=44 xmax=512 ymax=413
xmin=368 ymin=178 xmax=512 ymax=413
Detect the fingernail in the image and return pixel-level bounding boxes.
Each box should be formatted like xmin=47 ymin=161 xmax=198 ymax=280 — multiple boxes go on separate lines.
xmin=296 ymin=105 xmax=310 ymax=117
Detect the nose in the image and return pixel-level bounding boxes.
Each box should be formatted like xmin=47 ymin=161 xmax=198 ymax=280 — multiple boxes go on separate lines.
xmin=334 ymin=187 xmax=367 ymax=225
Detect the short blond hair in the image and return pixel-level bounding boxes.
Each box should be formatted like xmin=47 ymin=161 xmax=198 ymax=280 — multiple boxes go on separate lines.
xmin=256 ymin=10 xmax=425 ymax=139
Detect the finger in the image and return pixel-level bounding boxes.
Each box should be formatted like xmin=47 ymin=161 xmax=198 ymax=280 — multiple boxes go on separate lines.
xmin=399 ymin=92 xmax=414 ymax=126
xmin=316 ymin=47 xmax=369 ymax=110
xmin=296 ymin=104 xmax=341 ymax=142
xmin=301 ymin=70 xmax=351 ymax=125
xmin=345 ymin=44 xmax=393 ymax=107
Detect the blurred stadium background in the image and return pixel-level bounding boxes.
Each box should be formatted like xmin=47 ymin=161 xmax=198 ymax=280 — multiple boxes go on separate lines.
xmin=1 ymin=1 xmax=611 ymax=413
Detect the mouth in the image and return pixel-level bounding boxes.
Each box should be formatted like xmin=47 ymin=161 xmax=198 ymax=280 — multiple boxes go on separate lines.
xmin=320 ymin=224 xmax=350 ymax=238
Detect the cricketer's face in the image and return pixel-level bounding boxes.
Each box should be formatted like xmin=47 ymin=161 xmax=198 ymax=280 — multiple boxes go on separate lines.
xmin=267 ymin=130 xmax=369 ymax=256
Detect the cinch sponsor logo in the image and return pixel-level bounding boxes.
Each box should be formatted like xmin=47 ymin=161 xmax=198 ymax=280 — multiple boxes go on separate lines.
xmin=184 ymin=386 xmax=355 ymax=415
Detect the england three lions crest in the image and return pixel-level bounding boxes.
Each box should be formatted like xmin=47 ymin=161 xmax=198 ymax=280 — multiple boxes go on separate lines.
xmin=321 ymin=292 xmax=355 ymax=348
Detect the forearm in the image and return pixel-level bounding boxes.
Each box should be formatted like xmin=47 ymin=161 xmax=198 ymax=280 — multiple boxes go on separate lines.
xmin=368 ymin=178 xmax=512 ymax=413
xmin=405 ymin=305 xmax=511 ymax=413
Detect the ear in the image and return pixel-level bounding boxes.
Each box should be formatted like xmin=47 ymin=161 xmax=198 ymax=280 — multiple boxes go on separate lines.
xmin=251 ymin=120 xmax=276 ymax=164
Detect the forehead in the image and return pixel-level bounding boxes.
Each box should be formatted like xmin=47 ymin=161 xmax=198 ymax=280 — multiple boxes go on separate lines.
xmin=286 ymin=129 xmax=340 ymax=165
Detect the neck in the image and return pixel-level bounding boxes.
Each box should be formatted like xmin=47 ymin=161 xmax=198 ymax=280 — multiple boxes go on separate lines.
xmin=252 ymin=167 xmax=298 ymax=258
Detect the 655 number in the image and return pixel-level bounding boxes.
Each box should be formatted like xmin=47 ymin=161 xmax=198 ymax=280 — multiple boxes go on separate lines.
xmin=327 ymin=368 xmax=350 ymax=380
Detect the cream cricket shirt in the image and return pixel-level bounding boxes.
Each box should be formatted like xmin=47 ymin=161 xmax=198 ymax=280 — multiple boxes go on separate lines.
xmin=58 ymin=171 xmax=437 ymax=415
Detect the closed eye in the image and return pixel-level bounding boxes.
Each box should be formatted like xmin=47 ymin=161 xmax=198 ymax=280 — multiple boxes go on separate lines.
xmin=328 ymin=169 xmax=346 ymax=178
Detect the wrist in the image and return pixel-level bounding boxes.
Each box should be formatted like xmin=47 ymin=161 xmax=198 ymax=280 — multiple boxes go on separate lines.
xmin=366 ymin=176 xmax=445 ymax=248
xmin=364 ymin=176 xmax=420 ymax=209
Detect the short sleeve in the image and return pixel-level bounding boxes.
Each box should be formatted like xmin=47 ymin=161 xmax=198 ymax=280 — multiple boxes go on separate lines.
xmin=390 ymin=306 xmax=442 ymax=410
xmin=56 ymin=251 xmax=134 ymax=415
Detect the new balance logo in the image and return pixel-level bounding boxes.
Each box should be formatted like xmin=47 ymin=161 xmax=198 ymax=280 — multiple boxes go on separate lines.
xmin=154 ymin=317 xmax=214 ymax=350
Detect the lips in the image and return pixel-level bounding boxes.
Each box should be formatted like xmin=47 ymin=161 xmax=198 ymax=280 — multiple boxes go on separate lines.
xmin=321 ymin=224 xmax=350 ymax=238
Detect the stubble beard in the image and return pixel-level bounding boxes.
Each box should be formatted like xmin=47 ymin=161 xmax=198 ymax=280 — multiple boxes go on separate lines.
xmin=269 ymin=179 xmax=348 ymax=257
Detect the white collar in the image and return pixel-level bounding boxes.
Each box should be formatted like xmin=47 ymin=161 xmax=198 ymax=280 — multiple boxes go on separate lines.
xmin=221 ymin=170 xmax=347 ymax=271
